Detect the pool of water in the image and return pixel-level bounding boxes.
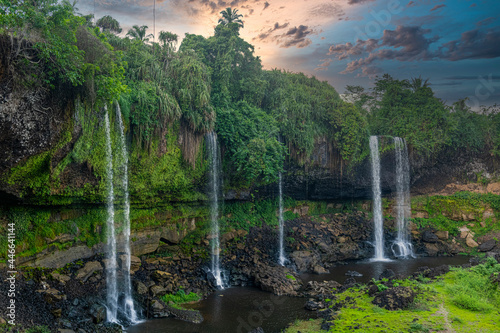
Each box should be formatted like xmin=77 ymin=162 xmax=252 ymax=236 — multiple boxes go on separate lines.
xmin=127 ymin=256 xmax=470 ymax=333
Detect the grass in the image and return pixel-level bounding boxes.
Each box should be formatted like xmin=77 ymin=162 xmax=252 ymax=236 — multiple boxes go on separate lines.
xmin=287 ymin=257 xmax=500 ymax=333
xmin=284 ymin=318 xmax=323 ymax=333
xmin=160 ymin=289 xmax=201 ymax=309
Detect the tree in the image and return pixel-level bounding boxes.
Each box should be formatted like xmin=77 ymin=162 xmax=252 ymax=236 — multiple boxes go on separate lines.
xmin=218 ymin=7 xmax=244 ymax=28
xmin=96 ymin=15 xmax=122 ymax=34
xmin=158 ymin=31 xmax=178 ymax=47
xmin=126 ymin=25 xmax=153 ymax=42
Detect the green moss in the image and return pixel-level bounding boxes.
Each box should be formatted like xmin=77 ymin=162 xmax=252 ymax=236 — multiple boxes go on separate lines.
xmin=160 ymin=289 xmax=201 ymax=309
xmin=289 ymin=257 xmax=500 ymax=333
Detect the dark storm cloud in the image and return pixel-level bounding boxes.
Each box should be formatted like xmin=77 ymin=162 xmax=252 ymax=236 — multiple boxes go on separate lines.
xmin=430 ymin=4 xmax=446 ymax=11
xmin=253 ymin=22 xmax=289 ymax=41
xmin=439 ymin=27 xmax=500 ymax=61
xmin=279 ymin=25 xmax=314 ymax=48
xmin=329 ymin=24 xmax=500 ymax=76
xmin=347 ymin=0 xmax=375 ymax=5
xmin=476 ymin=17 xmax=496 ymax=27
xmin=328 ymin=26 xmax=438 ymax=73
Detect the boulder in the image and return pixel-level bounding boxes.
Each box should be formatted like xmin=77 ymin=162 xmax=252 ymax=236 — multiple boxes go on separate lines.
xmin=135 ymin=281 xmax=148 ymax=295
xmin=305 ymin=299 xmax=324 ymax=311
xmin=372 ymin=286 xmax=415 ymax=310
xmin=51 ymin=272 xmax=71 ymax=285
xmin=424 ymin=243 xmax=439 ymax=256
xmin=89 ymin=304 xmax=106 ymax=323
xmin=304 ymin=280 xmax=342 ymax=297
xmin=150 ymin=285 xmax=166 ymax=296
xmin=479 ymin=239 xmax=496 ymax=252
xmin=422 ymin=230 xmax=439 ymax=243
xmin=118 ymin=254 xmax=141 ymax=273
xmin=435 ymin=231 xmax=449 ymax=240
xmin=38 ymin=288 xmax=66 ymax=304
xmin=466 ymin=235 xmax=478 ymax=248
xmin=459 ymin=226 xmax=474 ymax=239
xmin=378 ymin=269 xmax=395 ymax=280
xmin=345 ymin=270 xmax=363 ymax=277
xmin=290 ymin=251 xmax=318 ymax=273
xmin=313 ymin=265 xmax=330 ymax=274
xmin=153 ymin=270 xmax=172 ymax=282
xmin=76 ymin=261 xmax=103 ymax=282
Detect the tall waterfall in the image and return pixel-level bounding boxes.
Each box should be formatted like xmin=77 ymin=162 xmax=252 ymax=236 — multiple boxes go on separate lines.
xmin=116 ymin=103 xmax=138 ymax=322
xmin=393 ymin=137 xmax=414 ymax=258
xmin=369 ymin=136 xmax=387 ymax=261
xmin=104 ymin=108 xmax=119 ymax=322
xmin=207 ymin=132 xmax=224 ymax=288
xmin=278 ymin=172 xmax=287 ymax=266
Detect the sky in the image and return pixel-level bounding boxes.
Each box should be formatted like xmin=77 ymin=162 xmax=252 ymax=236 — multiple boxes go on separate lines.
xmin=76 ymin=0 xmax=500 ymax=109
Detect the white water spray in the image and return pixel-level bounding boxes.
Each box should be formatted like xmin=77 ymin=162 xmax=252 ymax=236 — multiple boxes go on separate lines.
xmin=104 ymin=108 xmax=119 ymax=323
xmin=278 ymin=172 xmax=287 ymax=266
xmin=392 ymin=137 xmax=414 ymax=258
xmin=115 ymin=103 xmax=138 ymax=322
xmin=207 ymin=132 xmax=224 ymax=288
xmin=369 ymin=136 xmax=388 ymax=261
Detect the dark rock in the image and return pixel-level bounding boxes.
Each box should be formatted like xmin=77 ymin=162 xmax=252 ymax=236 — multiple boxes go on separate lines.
xmin=305 ymin=300 xmax=324 ymax=311
xmin=313 ymin=265 xmax=330 ymax=274
xmin=421 ymin=230 xmax=439 ymax=243
xmin=372 ymin=286 xmax=415 ymax=310
xmin=367 ymin=284 xmax=379 ymax=297
xmin=479 ymin=239 xmax=497 ymax=252
xmin=135 ymin=281 xmax=148 ymax=295
xmin=89 ymin=304 xmax=106 ymax=324
xmin=290 ymin=251 xmax=318 ymax=273
xmin=304 ymin=280 xmax=341 ymax=297
xmin=378 ymin=269 xmax=396 ymax=280
xmin=345 ymin=270 xmax=363 ymax=277
xmin=249 ymin=328 xmax=265 ymax=333
xmin=165 ymin=305 xmax=204 ymax=324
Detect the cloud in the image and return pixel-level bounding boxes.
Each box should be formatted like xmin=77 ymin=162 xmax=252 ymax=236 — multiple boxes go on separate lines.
xmin=253 ymin=22 xmax=290 ymax=41
xmin=328 ymin=23 xmax=500 ymax=76
xmin=309 ymin=3 xmax=345 ymax=19
xmin=328 ymin=26 xmax=438 ymax=74
xmin=278 ymin=25 xmax=314 ymax=48
xmin=439 ymin=27 xmax=500 ymax=61
xmin=430 ymin=4 xmax=446 ymax=11
xmin=348 ymin=0 xmax=375 ymax=5
xmin=314 ymin=58 xmax=332 ymax=71
xmin=476 ymin=17 xmax=496 ymax=27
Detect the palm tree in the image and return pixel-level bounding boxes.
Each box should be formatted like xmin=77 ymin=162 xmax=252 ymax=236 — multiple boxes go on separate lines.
xmin=158 ymin=31 xmax=178 ymax=46
xmin=410 ymin=76 xmax=430 ymax=92
xmin=97 ymin=15 xmax=122 ymax=34
xmin=126 ymin=25 xmax=153 ymax=42
xmin=218 ymin=7 xmax=244 ymax=28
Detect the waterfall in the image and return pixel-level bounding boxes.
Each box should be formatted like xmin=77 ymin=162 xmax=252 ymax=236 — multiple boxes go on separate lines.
xmin=207 ymin=132 xmax=224 ymax=289
xmin=104 ymin=108 xmax=119 ymax=323
xmin=115 ymin=103 xmax=138 ymax=322
xmin=278 ymin=172 xmax=287 ymax=266
xmin=369 ymin=136 xmax=387 ymax=261
xmin=392 ymin=137 xmax=414 ymax=258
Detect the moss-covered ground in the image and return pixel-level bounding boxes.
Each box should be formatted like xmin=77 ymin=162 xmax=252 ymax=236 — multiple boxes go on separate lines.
xmin=285 ymin=257 xmax=500 ymax=333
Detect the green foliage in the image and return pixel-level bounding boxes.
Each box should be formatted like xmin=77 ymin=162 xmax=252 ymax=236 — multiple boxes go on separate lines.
xmin=216 ymin=101 xmax=285 ymax=186
xmin=285 ymin=274 xmax=296 ymax=281
xmin=160 ymin=289 xmax=201 ymax=309
xmin=25 ymin=325 xmax=51 ymax=333
xmin=369 ymin=74 xmax=451 ymax=156
xmin=447 ymin=257 xmax=500 ymax=312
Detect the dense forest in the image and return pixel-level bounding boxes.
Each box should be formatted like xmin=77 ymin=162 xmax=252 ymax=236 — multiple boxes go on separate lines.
xmin=1 ymin=0 xmax=499 ymax=205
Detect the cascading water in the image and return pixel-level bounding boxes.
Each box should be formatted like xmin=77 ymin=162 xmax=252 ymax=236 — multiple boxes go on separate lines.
xmin=392 ymin=137 xmax=414 ymax=258
xmin=115 ymin=103 xmax=138 ymax=322
xmin=207 ymin=132 xmax=224 ymax=289
xmin=278 ymin=172 xmax=287 ymax=266
xmin=369 ymin=136 xmax=387 ymax=261
xmin=104 ymin=108 xmax=119 ymax=323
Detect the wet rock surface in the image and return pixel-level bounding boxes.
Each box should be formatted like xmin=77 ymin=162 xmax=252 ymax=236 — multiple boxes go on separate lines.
xmin=372 ymin=286 xmax=416 ymax=310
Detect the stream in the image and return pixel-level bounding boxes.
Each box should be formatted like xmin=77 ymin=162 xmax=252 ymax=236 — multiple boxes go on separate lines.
xmin=127 ymin=255 xmax=470 ymax=333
